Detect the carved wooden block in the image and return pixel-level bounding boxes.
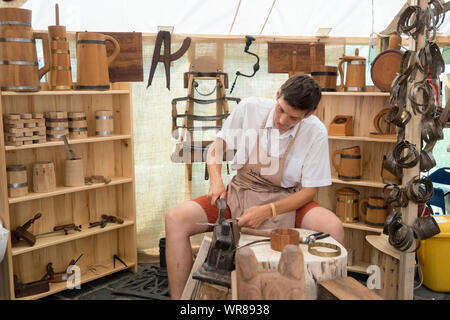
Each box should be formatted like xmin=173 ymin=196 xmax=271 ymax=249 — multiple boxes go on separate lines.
xmin=236 ymin=244 xmax=306 ymax=300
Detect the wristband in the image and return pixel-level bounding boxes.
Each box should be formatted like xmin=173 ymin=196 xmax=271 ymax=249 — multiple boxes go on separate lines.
xmin=270 ymin=203 xmax=277 ymax=219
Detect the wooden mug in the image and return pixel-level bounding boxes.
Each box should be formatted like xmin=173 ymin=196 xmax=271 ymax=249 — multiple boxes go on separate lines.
xmin=0 ymin=8 xmax=50 ymax=91
xmin=338 ymin=48 xmax=366 ymax=92
xmin=76 ymin=32 xmax=120 ymax=90
xmin=335 ymin=187 xmax=360 ymax=223
xmin=332 ymin=146 xmax=361 ymax=181
xmin=359 ymin=197 xmax=388 ymax=227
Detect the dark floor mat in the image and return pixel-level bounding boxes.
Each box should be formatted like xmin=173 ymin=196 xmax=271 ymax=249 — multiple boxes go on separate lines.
xmin=111 ymin=264 xmax=170 ymax=300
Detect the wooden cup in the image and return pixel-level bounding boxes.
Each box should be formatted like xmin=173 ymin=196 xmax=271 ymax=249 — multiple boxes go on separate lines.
xmin=6 ymin=165 xmax=28 ymax=198
xmin=33 ymin=161 xmax=56 ymax=193
xmin=335 ymin=187 xmax=360 ymax=223
xmin=270 ymin=228 xmax=299 ymax=252
xmin=64 ymin=158 xmax=84 ymax=187
xmin=332 ymin=146 xmax=362 ymax=181
xmin=360 ymin=197 xmax=389 ymax=227
xmin=95 ymin=110 xmax=114 ymax=136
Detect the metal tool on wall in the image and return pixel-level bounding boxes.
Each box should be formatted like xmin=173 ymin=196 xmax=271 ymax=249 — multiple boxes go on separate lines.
xmin=147 ymin=30 xmax=191 ymax=90
xmin=229 ymin=35 xmax=260 ymax=94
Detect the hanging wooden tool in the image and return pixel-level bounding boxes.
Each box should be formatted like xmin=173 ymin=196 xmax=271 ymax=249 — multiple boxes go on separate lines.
xmin=229 ymin=35 xmax=260 ymax=93
xmin=147 ymin=30 xmax=191 ymax=90
xmin=47 ymin=3 xmax=73 ymax=90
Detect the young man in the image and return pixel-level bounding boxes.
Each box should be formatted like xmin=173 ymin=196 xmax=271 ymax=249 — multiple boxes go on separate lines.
xmin=165 ymin=74 xmax=344 ymax=300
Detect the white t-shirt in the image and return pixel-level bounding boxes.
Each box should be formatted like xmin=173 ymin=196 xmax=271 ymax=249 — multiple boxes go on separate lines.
xmin=216 ymin=97 xmax=331 ymax=189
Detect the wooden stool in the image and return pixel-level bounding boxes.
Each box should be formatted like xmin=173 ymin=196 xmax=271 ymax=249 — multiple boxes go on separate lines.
xmin=366 ymin=234 xmax=400 ymax=299
xmin=318 ymin=276 xmax=383 ymax=300
xmin=236 ymin=229 xmax=347 ymax=299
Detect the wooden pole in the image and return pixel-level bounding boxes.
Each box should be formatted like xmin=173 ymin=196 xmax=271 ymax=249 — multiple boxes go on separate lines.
xmin=397 ymin=0 xmax=427 ymax=300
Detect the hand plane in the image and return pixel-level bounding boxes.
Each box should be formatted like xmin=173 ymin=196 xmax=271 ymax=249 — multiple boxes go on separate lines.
xmin=192 ymin=198 xmax=239 ymax=288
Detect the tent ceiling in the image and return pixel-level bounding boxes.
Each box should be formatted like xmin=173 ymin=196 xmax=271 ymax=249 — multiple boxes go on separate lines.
xmin=22 ymin=0 xmax=450 ymax=37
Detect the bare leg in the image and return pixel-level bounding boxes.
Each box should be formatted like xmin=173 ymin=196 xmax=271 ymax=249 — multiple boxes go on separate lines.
xmin=300 ymin=207 xmax=345 ymax=245
xmin=164 ymin=201 xmax=210 ymax=300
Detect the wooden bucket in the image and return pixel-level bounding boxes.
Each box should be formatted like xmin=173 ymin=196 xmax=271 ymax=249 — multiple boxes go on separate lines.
xmin=0 ymin=8 xmax=50 ymax=91
xmin=45 ymin=111 xmax=68 ymax=141
xmin=64 ymin=158 xmax=84 ymax=187
xmin=332 ymin=146 xmax=361 ymax=181
xmin=360 ymin=197 xmax=388 ymax=227
xmin=381 ymin=155 xmax=402 ymax=184
xmin=48 ymin=25 xmax=73 ymax=90
xmin=6 ymin=165 xmax=28 ymax=198
xmin=76 ymin=32 xmax=120 ymax=90
xmin=311 ymin=66 xmax=338 ymax=92
xmin=95 ymin=110 xmax=114 ymax=136
xmin=68 ymin=112 xmax=88 ymax=139
xmin=335 ymin=187 xmax=360 ymax=223
xmin=32 ymin=161 xmax=56 ymax=193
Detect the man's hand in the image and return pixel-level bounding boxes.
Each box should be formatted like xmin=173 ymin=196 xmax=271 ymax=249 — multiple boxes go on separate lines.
xmin=237 ymin=204 xmax=271 ymax=229
xmin=207 ymin=181 xmax=226 ymax=207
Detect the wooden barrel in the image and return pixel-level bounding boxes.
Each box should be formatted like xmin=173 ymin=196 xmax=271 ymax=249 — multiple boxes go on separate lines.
xmin=68 ymin=112 xmax=88 ymax=139
xmin=45 ymin=111 xmax=68 ymax=141
xmin=64 ymin=158 xmax=84 ymax=187
xmin=335 ymin=187 xmax=360 ymax=223
xmin=311 ymin=66 xmax=337 ymax=92
xmin=48 ymin=25 xmax=73 ymax=90
xmin=95 ymin=110 xmax=114 ymax=136
xmin=332 ymin=146 xmax=361 ymax=181
xmin=6 ymin=165 xmax=28 ymax=198
xmin=360 ymin=197 xmax=388 ymax=227
xmin=76 ymin=32 xmax=120 ymax=90
xmin=32 ymin=161 xmax=56 ymax=193
xmin=0 ymin=8 xmax=50 ymax=91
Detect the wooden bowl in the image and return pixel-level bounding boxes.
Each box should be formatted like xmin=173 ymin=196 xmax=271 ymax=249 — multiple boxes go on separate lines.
xmin=270 ymin=228 xmax=299 ymax=252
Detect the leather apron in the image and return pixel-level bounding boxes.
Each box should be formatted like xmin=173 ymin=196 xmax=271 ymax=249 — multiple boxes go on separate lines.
xmin=227 ymin=107 xmax=302 ymax=230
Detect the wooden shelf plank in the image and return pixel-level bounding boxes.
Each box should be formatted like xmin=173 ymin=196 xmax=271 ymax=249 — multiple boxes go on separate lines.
xmin=2 ymin=90 xmax=130 ymax=96
xmin=12 ymin=220 xmax=135 ymax=256
xmin=331 ymin=178 xmax=386 ymax=189
xmin=16 ymin=258 xmax=136 ymax=300
xmin=343 ymin=221 xmax=383 ymax=233
xmin=322 ymin=92 xmax=390 ymax=97
xmin=8 ymin=177 xmax=133 ymax=204
xmin=4 ymin=134 xmax=132 ymax=151
xmin=328 ymin=135 xmax=396 ymax=143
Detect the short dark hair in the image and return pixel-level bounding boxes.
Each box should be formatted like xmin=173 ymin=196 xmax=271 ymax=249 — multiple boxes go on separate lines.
xmin=279 ymin=74 xmax=322 ymax=113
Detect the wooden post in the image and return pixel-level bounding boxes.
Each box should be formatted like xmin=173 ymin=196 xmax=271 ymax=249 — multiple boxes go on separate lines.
xmin=398 ymin=0 xmax=426 ymax=300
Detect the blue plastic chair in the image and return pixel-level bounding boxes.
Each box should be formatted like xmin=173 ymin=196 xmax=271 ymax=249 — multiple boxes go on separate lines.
xmin=427 ymin=167 xmax=450 ymax=214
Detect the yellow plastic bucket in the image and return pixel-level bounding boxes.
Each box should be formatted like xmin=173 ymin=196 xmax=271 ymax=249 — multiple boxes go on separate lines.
xmin=418 ymin=215 xmax=450 ymax=292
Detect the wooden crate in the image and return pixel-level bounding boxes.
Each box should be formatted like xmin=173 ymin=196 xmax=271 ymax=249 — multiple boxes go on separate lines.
xmin=0 ymin=84 xmax=137 ymax=300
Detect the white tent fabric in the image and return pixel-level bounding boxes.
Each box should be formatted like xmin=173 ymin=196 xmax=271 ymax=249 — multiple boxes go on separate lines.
xmin=23 ymin=0 xmax=450 ymax=37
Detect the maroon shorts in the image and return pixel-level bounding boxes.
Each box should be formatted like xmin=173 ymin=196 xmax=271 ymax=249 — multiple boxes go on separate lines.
xmin=192 ymin=194 xmax=321 ymax=232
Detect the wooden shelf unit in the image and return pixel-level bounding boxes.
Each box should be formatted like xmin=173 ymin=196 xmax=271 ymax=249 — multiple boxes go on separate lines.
xmin=315 ymin=88 xmax=393 ymax=274
xmin=0 ymin=84 xmax=137 ymax=300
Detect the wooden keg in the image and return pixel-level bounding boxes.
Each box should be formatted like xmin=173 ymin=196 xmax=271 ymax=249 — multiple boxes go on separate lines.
xmin=6 ymin=165 xmax=28 ymax=198
xmin=47 ymin=4 xmax=73 ymax=90
xmin=64 ymin=158 xmax=84 ymax=187
xmin=68 ymin=112 xmax=88 ymax=139
xmin=45 ymin=111 xmax=68 ymax=141
xmin=360 ymin=197 xmax=389 ymax=227
xmin=76 ymin=32 xmax=120 ymax=90
xmin=0 ymin=8 xmax=50 ymax=91
xmin=332 ymin=146 xmax=361 ymax=181
xmin=311 ymin=66 xmax=338 ymax=92
xmin=95 ymin=110 xmax=114 ymax=136
xmin=32 ymin=161 xmax=56 ymax=193
xmin=335 ymin=187 xmax=360 ymax=223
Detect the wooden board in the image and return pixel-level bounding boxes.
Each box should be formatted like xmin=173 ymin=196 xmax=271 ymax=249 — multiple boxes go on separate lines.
xmin=267 ymin=41 xmax=325 ymax=74
xmin=317 ymin=276 xmax=383 ymax=300
xmin=102 ymin=32 xmax=143 ymax=82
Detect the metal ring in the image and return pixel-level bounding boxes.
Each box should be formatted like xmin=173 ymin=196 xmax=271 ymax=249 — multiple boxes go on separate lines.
xmin=77 ymin=40 xmax=106 ymax=45
xmin=51 ymin=49 xmax=70 ymax=54
xmin=345 ymin=87 xmax=364 ymax=92
xmin=96 ymin=131 xmax=114 ymax=136
xmin=69 ymin=127 xmax=88 ymax=132
xmin=51 ymin=65 xmax=71 ymax=70
xmin=8 ymin=182 xmax=28 ymax=188
xmin=308 ymin=242 xmax=341 ymax=257
xmin=0 ymin=60 xmax=38 ymax=66
xmin=47 ymin=126 xmax=68 ymax=131
xmin=0 ymin=21 xmax=32 ymax=26
xmin=0 ymin=37 xmax=35 ymax=43
xmin=95 ymin=115 xmax=113 ymax=120
xmin=76 ymin=85 xmax=110 ymax=90
xmin=0 ymin=86 xmax=40 ymax=91
xmin=51 ymin=37 xmax=67 ymax=41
